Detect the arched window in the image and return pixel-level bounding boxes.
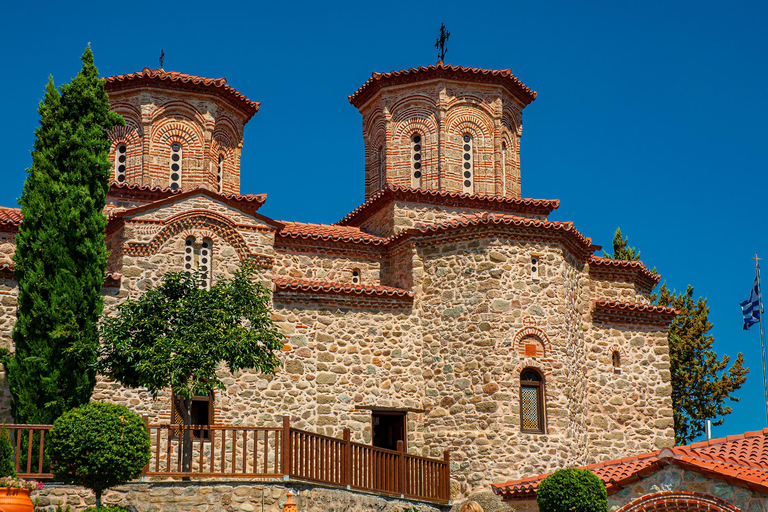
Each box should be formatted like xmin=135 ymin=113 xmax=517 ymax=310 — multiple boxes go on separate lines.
xmin=170 ymin=142 xmax=183 ymax=190
xmin=378 ymin=147 xmax=385 ymax=189
xmin=115 ymin=143 xmax=127 ymax=183
xmin=462 ymin=134 xmax=473 ymax=194
xmin=217 ymin=154 xmax=224 ymax=193
xmin=520 ymin=368 xmax=545 ymax=433
xmin=411 ymin=133 xmax=423 ymax=188
xmin=183 ymin=236 xmax=212 ymax=289
xmin=612 ymin=351 xmax=621 ymax=372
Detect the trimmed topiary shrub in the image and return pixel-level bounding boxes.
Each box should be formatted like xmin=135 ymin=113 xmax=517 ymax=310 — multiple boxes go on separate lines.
xmin=537 ymin=468 xmax=607 ymax=512
xmin=48 ymin=402 xmax=150 ymax=509
xmin=0 ymin=425 xmax=16 ymax=477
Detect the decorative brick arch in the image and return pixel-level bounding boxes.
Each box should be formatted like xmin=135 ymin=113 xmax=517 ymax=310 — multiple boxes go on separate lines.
xmin=446 ymin=109 xmax=493 ymax=138
xmin=512 ymin=326 xmax=553 ymax=357
xmin=617 ymin=491 xmax=741 ymax=512
xmin=390 ymin=94 xmax=437 ymax=114
xmin=607 ymin=343 xmax=628 ymax=366
xmin=150 ymin=100 xmax=207 ymax=126
xmin=108 ymin=117 xmax=143 ymax=183
xmin=125 ymin=209 xmax=254 ymax=263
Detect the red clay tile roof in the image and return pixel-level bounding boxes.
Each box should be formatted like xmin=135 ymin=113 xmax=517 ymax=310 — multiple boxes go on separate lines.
xmin=338 ymin=184 xmax=559 ymax=227
xmin=492 ymin=429 xmax=768 ymax=500
xmin=277 ymin=222 xmax=388 ymax=245
xmin=105 ymin=68 xmax=260 ymax=121
xmin=349 ymin=63 xmax=537 ymax=108
xmin=0 ymin=207 xmax=22 ymax=229
xmin=589 ymin=255 xmax=660 ymax=292
xmin=273 ymin=277 xmax=413 ymax=299
xmin=593 ymin=299 xmax=679 ymax=324
xmin=390 ymin=212 xmax=598 ymax=259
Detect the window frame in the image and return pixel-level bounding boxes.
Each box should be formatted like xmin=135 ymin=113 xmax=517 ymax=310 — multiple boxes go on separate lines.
xmin=170 ymin=391 xmax=215 ymax=440
xmin=519 ymin=368 xmax=546 ymax=434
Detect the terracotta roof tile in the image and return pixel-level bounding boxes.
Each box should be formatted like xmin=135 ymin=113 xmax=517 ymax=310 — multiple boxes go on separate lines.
xmin=105 ymin=68 xmax=260 ymax=121
xmin=594 ymin=299 xmax=679 ymax=316
xmin=338 ymin=184 xmax=560 ymax=227
xmin=349 ymin=63 xmax=537 ymax=108
xmin=273 ymin=277 xmax=413 ymax=299
xmin=492 ymin=429 xmax=768 ymax=500
xmin=0 ymin=207 xmax=22 ymax=227
xmin=589 ymin=255 xmax=661 ymax=290
xmin=277 ymin=222 xmax=388 ymax=245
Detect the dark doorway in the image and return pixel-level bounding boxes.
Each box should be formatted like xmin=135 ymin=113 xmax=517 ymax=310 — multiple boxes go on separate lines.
xmin=372 ymin=411 xmax=406 ymax=451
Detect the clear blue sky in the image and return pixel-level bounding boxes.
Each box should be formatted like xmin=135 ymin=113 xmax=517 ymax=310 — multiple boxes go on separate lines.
xmin=2 ymin=0 xmax=767 ymax=441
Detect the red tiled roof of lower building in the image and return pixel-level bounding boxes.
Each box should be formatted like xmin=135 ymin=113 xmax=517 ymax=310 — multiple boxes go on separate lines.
xmin=592 ymin=299 xmax=679 ymax=326
xmin=594 ymin=299 xmax=679 ymax=316
xmin=337 ymin=184 xmax=560 ymax=227
xmin=390 ymin=212 xmax=598 ymax=259
xmin=273 ymin=277 xmax=413 ymax=298
xmin=589 ymin=255 xmax=661 ymax=289
xmin=277 ymin=222 xmax=388 ymax=245
xmin=349 ymin=62 xmax=537 ymax=108
xmin=105 ymin=68 xmax=260 ymax=121
xmin=492 ymin=429 xmax=768 ymax=500
xmin=0 ymin=207 xmax=22 ymax=228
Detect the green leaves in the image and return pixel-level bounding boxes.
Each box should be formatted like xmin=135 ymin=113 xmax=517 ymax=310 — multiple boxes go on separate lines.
xmin=98 ymin=266 xmax=285 ymax=411
xmin=8 ymin=46 xmax=122 ymax=426
xmin=48 ymin=402 xmax=150 ymax=506
xmin=604 ymin=227 xmax=640 ymax=261
xmin=537 ymin=469 xmax=607 ymax=512
xmin=657 ymin=283 xmax=749 ymax=444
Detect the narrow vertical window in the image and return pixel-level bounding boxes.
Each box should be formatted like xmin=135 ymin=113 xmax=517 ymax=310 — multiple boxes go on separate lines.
xmin=378 ymin=147 xmax=385 ymax=189
xmin=170 ymin=142 xmax=183 ymax=190
xmin=462 ymin=134 xmax=473 ymax=194
xmin=531 ymin=256 xmax=540 ymax=280
xmin=351 ymin=269 xmax=360 ymax=284
xmin=520 ymin=369 xmax=545 ymax=433
xmin=183 ymin=236 xmax=212 ymax=288
xmin=200 ymin=238 xmax=212 ymax=289
xmin=411 ymin=134 xmax=422 ymax=188
xmin=184 ymin=237 xmax=195 ymax=275
xmin=501 ymin=141 xmax=507 ymax=193
xmin=612 ymin=351 xmax=621 ymax=373
xmin=115 ymin=144 xmax=127 ymax=183
xmin=217 ymin=155 xmax=224 ymax=193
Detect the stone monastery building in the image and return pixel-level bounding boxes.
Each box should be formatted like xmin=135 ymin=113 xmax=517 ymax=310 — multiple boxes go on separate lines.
xmin=0 ymin=63 xmax=678 ymax=497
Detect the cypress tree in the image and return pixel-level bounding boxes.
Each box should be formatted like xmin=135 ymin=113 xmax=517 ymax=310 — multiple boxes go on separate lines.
xmin=7 ymin=46 xmax=123 ymax=425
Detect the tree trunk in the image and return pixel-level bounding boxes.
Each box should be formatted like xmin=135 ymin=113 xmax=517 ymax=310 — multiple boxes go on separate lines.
xmin=177 ymin=397 xmax=193 ymax=474
xmin=95 ymin=489 xmax=102 ymax=509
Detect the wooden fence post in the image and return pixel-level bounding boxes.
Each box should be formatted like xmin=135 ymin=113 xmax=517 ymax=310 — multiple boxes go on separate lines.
xmin=342 ymin=428 xmax=351 ymax=488
xmin=397 ymin=440 xmax=406 ymax=497
xmin=281 ymin=416 xmax=291 ymax=479
xmin=141 ymin=415 xmax=150 ymax=476
xmin=442 ymin=449 xmax=451 ymax=502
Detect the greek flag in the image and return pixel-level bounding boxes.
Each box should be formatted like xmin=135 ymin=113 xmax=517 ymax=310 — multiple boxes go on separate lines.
xmin=741 ymin=276 xmax=763 ymax=330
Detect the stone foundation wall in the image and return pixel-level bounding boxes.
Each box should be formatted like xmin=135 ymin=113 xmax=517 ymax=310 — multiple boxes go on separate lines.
xmin=32 ymin=480 xmax=449 ymax=512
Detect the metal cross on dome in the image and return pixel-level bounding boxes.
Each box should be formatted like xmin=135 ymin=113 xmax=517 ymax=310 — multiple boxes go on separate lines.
xmin=435 ymin=23 xmax=450 ymax=62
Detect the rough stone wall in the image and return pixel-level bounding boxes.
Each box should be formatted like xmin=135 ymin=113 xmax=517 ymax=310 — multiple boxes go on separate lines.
xmin=358 ymin=201 xmax=396 ymax=238
xmin=358 ymin=81 xmax=523 ymax=200
xmin=32 ymin=481 xmax=448 ymax=512
xmin=107 ymin=88 xmax=248 ymax=195
xmin=391 ymin=201 xmax=545 ymax=234
xmin=583 ymin=320 xmax=675 ymax=463
xmin=0 ymin=232 xmax=15 ymax=265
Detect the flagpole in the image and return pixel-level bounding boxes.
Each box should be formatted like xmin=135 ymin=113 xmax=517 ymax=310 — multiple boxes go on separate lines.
xmin=755 ymin=255 xmax=767 ymax=427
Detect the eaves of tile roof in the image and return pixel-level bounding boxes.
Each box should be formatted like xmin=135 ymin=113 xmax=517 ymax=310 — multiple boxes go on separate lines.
xmin=273 ymin=277 xmax=413 ymax=299
xmin=349 ymin=62 xmax=537 ymax=108
xmin=108 ymin=182 xmax=183 ymax=202
xmin=492 ymin=429 xmax=768 ymax=500
xmin=592 ymin=299 xmax=679 ymax=325
xmin=0 ymin=207 xmax=22 ymax=231
xmin=277 ymin=222 xmax=388 ymax=245
xmin=337 ymin=184 xmax=559 ymax=227
xmin=589 ymin=255 xmax=661 ymax=291
xmin=105 ymin=68 xmax=260 ymax=121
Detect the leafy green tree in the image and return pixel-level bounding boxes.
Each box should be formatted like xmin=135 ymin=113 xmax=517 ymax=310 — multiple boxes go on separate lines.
xmin=604 ymin=227 xmax=641 ymax=261
xmin=7 ymin=46 xmax=123 ymax=426
xmin=49 ymin=402 xmax=150 ymax=509
xmin=98 ymin=266 xmax=285 ymax=472
xmin=605 ymin=228 xmax=748 ymax=444
xmin=537 ymin=468 xmax=607 ymax=512
xmin=656 ymin=283 xmax=748 ymax=444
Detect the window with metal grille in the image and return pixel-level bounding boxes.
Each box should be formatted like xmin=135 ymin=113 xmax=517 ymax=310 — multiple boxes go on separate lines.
xmin=115 ymin=143 xmax=127 ymax=183
xmin=411 ymin=133 xmax=423 ymax=188
xmin=183 ymin=236 xmax=212 ymax=289
xmin=170 ymin=142 xmax=182 ymax=190
xmin=462 ymin=134 xmax=473 ymax=194
xmin=520 ymin=369 xmax=545 ymax=433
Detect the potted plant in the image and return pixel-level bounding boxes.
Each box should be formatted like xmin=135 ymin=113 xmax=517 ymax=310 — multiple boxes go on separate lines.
xmin=0 ymin=476 xmax=42 ymax=512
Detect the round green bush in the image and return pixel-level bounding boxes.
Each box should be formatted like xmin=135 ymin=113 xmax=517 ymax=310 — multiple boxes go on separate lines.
xmin=537 ymin=468 xmax=607 ymax=512
xmin=48 ymin=402 xmax=150 ymax=507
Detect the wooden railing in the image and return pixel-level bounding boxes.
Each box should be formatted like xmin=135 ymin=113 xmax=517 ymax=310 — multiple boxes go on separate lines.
xmin=2 ymin=417 xmax=450 ymax=504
